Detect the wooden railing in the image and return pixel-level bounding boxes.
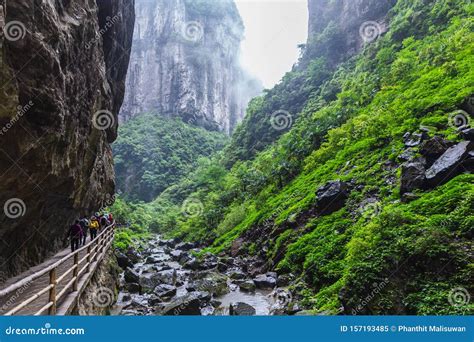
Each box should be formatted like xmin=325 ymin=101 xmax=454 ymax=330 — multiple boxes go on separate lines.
xmin=0 ymin=223 xmax=115 ymax=315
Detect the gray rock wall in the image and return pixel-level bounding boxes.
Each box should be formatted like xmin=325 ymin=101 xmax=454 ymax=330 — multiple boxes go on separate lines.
xmin=119 ymin=0 xmax=261 ymax=134
xmin=0 ymin=0 xmax=134 ymax=277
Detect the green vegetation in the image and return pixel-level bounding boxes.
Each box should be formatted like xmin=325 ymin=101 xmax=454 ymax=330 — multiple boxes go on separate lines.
xmin=113 ymin=0 xmax=473 ymax=314
xmin=113 ymin=113 xmax=227 ymax=202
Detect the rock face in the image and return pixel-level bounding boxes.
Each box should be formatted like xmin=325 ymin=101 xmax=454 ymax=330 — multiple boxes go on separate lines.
xmin=304 ymin=0 xmax=397 ymax=67
xmin=0 ymin=0 xmax=134 ymax=277
xmin=119 ymin=0 xmax=261 ymax=134
xmin=74 ymin=250 xmax=121 ymax=315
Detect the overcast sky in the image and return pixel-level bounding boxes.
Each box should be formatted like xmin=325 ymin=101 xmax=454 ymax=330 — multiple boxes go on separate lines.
xmin=234 ymin=0 xmax=308 ymax=88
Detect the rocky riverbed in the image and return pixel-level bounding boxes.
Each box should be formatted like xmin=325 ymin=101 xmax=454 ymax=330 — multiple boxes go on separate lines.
xmin=112 ymin=236 xmax=301 ymax=315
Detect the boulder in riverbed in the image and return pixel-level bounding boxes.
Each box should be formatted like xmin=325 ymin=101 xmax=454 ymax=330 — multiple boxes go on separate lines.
xmin=116 ymin=251 xmax=133 ymax=270
xmin=124 ymin=267 xmax=140 ymax=283
xmin=239 ymin=280 xmax=256 ymax=293
xmin=153 ymin=284 xmax=177 ymax=299
xmin=161 ymin=294 xmax=202 ymax=315
xmin=229 ymin=302 xmax=256 ymax=316
xmin=253 ymin=274 xmax=277 ymax=289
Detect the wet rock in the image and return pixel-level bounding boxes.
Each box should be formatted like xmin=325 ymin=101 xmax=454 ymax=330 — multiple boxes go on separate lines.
xmin=461 ymin=151 xmax=474 ymax=171
xmin=217 ymin=262 xmax=228 ymax=272
xmin=253 ymin=274 xmax=277 ymax=289
xmin=154 ymin=269 xmax=178 ymax=285
xmin=124 ymin=267 xmax=140 ymax=284
xmin=124 ymin=283 xmax=141 ymax=294
xmin=316 ymin=180 xmax=350 ymax=215
xmin=153 ymin=284 xmax=177 ymax=299
xmin=175 ymin=242 xmax=196 ymax=251
xmin=400 ymin=157 xmax=426 ymax=195
xmin=116 ymin=252 xmax=133 ymax=270
xmin=425 ymin=141 xmax=473 ymax=187
xmin=148 ymin=295 xmax=162 ymax=306
xmin=229 ymin=302 xmax=256 ymax=316
xmin=140 ymin=269 xmax=177 ymax=291
xmin=231 ymin=238 xmax=244 ymax=257
xmin=179 ymin=253 xmax=192 ymax=265
xmin=276 ymin=274 xmax=292 ymax=287
xmin=403 ymin=131 xmax=428 ymax=147
xmin=145 ymin=256 xmax=161 ymax=264
xmin=211 ymin=300 xmax=222 ymax=308
xmin=269 ymin=288 xmax=294 ymax=314
xmin=229 ymin=270 xmax=246 ymax=280
xmin=183 ymin=258 xmax=201 ymax=270
xmin=122 ymin=294 xmax=132 ymax=302
xmin=459 ymin=127 xmax=474 ymax=140
xmin=157 ymin=239 xmax=175 ymax=247
xmin=161 ymin=294 xmax=202 ymax=315
xmin=397 ymin=148 xmax=416 ymax=163
xmin=189 ymin=272 xmax=229 ymax=296
xmin=419 ymin=136 xmax=452 ymax=165
xmin=239 ymin=280 xmax=256 ymax=293
xmin=126 ymin=248 xmax=141 ymax=264
xmin=170 ymin=250 xmax=183 ymax=260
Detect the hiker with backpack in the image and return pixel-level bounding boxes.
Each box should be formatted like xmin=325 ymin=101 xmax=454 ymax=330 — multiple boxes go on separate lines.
xmin=89 ymin=216 xmax=99 ymax=240
xmin=69 ymin=219 xmax=83 ymax=252
xmin=79 ymin=216 xmax=90 ymax=246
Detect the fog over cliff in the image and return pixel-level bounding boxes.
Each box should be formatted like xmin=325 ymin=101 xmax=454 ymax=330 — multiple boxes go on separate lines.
xmin=119 ymin=0 xmax=262 ymax=134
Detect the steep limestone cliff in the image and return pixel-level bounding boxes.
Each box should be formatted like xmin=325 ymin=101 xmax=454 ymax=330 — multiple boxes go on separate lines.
xmin=119 ymin=0 xmax=261 ymax=134
xmin=0 ymin=0 xmax=134 ymax=277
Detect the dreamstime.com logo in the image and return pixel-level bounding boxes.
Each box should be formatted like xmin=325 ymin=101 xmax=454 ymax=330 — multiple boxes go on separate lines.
xmin=181 ymin=21 xmax=204 ymax=43
xmin=2 ymin=20 xmax=27 ymax=41
xmin=92 ymin=110 xmax=115 ymax=130
xmin=359 ymin=21 xmax=382 ymax=43
xmin=4 ymin=323 xmax=85 ymax=336
xmin=270 ymin=110 xmax=292 ymax=131
xmin=92 ymin=287 xmax=115 ymax=308
xmin=3 ymin=198 xmax=26 ymax=219
xmin=448 ymin=287 xmax=470 ymax=308
xmin=181 ymin=198 xmax=204 ymax=218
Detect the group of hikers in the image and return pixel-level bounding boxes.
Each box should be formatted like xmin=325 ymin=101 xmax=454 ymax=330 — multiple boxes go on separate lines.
xmin=68 ymin=212 xmax=114 ymax=252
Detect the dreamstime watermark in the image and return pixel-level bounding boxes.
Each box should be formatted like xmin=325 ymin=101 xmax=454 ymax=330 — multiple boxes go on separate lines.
xmin=0 ymin=100 xmax=34 ymax=136
xmin=360 ymin=201 xmax=382 ymax=219
xmin=1 ymin=279 xmax=33 ymax=313
xmin=180 ymin=21 xmax=204 ymax=43
xmin=447 ymin=109 xmax=470 ymax=130
xmin=448 ymin=287 xmax=470 ymax=308
xmin=359 ymin=21 xmax=382 ymax=43
xmin=5 ymin=323 xmax=85 ymax=336
xmin=92 ymin=109 xmax=115 ymax=130
xmin=2 ymin=20 xmax=26 ymax=41
xmin=92 ymin=286 xmax=115 ymax=308
xmin=270 ymin=110 xmax=292 ymax=131
xmin=181 ymin=198 xmax=204 ymax=218
xmin=351 ymin=278 xmax=389 ymax=315
xmin=85 ymin=15 xmax=121 ymax=50
xmin=3 ymin=198 xmax=26 ymax=219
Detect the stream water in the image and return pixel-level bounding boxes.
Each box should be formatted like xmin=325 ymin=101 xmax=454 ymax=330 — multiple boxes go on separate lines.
xmin=112 ymin=236 xmax=294 ymax=316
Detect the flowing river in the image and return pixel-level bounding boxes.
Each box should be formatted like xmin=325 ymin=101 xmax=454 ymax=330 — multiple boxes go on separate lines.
xmin=112 ymin=236 xmax=296 ymax=316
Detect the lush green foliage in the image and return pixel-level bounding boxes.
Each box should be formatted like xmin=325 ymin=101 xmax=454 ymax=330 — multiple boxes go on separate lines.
xmin=113 ymin=113 xmax=226 ymax=202
xmin=115 ymin=0 xmax=473 ymax=314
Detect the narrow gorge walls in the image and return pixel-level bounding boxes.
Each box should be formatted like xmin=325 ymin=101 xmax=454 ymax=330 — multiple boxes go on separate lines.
xmin=119 ymin=0 xmax=262 ymax=134
xmin=0 ymin=0 xmax=134 ymax=277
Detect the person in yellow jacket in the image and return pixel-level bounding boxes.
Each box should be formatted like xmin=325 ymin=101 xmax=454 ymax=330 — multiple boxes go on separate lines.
xmin=89 ymin=216 xmax=99 ymax=240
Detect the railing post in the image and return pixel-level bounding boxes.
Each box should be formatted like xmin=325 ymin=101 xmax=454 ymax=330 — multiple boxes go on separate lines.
xmin=73 ymin=253 xmax=79 ymax=291
xmin=48 ymin=268 xmax=57 ymax=315
xmin=86 ymin=245 xmax=91 ymax=273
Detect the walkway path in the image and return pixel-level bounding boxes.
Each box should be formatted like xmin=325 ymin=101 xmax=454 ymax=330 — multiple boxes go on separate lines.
xmin=0 ymin=224 xmax=114 ymax=315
